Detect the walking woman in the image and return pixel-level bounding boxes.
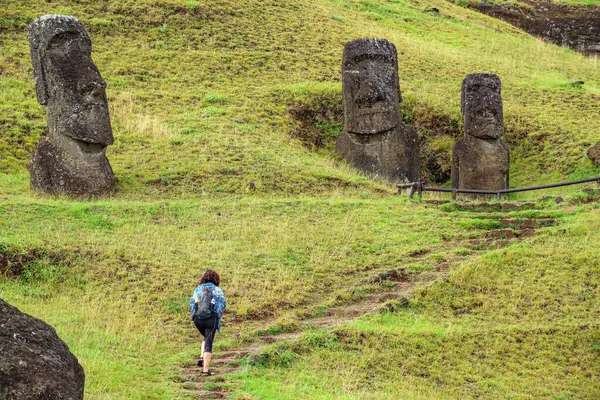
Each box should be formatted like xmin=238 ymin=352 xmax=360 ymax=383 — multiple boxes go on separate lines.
xmin=190 ymin=269 xmax=226 ymax=376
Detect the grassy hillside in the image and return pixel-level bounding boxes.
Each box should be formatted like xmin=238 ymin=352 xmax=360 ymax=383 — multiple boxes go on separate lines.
xmin=1 ymin=0 xmax=599 ymax=399
xmin=2 ymin=0 xmax=599 ymax=190
xmin=238 ymin=206 xmax=600 ymax=399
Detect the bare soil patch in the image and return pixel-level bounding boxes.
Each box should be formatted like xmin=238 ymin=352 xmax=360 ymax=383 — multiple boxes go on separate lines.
xmin=476 ymin=1 xmax=600 ymax=56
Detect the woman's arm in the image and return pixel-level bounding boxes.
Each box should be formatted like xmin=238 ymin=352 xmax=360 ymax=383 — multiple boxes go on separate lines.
xmin=190 ymin=286 xmax=199 ymax=319
xmin=213 ymin=287 xmax=226 ymax=316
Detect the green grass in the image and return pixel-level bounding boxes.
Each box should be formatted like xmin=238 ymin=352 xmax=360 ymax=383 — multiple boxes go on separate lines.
xmin=1 ymin=0 xmax=600 ymax=398
xmin=237 ymin=208 xmax=600 ymax=399
xmin=0 ymin=194 xmax=485 ymax=398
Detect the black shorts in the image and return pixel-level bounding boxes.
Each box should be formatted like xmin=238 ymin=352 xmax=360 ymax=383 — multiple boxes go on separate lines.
xmin=193 ymin=316 xmax=218 ymax=353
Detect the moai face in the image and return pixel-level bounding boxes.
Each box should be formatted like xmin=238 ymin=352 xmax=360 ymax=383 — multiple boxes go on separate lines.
xmin=342 ymin=38 xmax=400 ymax=135
xmin=461 ymin=73 xmax=504 ymax=140
xmin=29 ymin=15 xmax=113 ymax=158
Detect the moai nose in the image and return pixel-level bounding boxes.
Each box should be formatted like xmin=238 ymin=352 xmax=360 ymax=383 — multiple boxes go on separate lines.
xmin=78 ymin=73 xmax=107 ymax=102
xmin=355 ymin=62 xmax=386 ymax=106
xmin=355 ymin=79 xmax=385 ymax=106
xmin=77 ymin=57 xmax=106 ymax=96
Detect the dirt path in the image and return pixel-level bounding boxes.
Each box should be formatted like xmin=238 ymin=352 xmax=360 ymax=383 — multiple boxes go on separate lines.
xmin=176 ymin=200 xmax=565 ymax=399
xmin=177 ymin=264 xmax=452 ymax=399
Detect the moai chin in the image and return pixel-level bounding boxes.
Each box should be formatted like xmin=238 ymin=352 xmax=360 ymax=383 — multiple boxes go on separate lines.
xmin=28 ymin=15 xmax=115 ymax=197
xmin=336 ymin=38 xmax=419 ymax=183
xmin=452 ymin=73 xmax=509 ymax=194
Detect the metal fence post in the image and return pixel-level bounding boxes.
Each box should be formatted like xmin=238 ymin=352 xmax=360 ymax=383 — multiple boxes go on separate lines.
xmin=408 ymin=185 xmax=416 ymax=199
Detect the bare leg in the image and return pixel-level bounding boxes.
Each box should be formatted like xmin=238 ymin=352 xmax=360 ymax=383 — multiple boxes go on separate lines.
xmin=201 ymin=341 xmax=205 ymax=359
xmin=203 ymin=352 xmax=212 ymax=373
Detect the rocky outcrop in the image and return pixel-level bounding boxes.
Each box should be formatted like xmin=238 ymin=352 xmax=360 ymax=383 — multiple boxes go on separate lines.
xmin=0 ymin=299 xmax=85 ymax=400
xmin=477 ymin=1 xmax=600 ymax=56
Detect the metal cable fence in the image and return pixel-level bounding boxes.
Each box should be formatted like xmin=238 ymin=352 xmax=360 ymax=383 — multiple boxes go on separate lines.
xmin=397 ymin=176 xmax=600 ymax=199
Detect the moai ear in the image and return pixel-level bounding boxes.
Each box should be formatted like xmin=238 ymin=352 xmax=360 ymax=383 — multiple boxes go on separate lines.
xmin=390 ymin=43 xmax=401 ymax=104
xmin=460 ymin=78 xmax=467 ymax=115
xmin=28 ymin=23 xmax=48 ymax=105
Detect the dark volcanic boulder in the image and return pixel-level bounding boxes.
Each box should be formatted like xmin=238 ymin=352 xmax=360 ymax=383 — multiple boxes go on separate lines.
xmin=587 ymin=142 xmax=600 ymax=167
xmin=0 ymin=299 xmax=85 ymax=400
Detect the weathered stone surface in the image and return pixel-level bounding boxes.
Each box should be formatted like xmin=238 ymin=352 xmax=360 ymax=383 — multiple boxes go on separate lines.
xmin=30 ymin=136 xmax=115 ymax=196
xmin=336 ymin=124 xmax=420 ymax=182
xmin=336 ymin=38 xmax=419 ymax=182
xmin=28 ymin=14 xmax=115 ymax=196
xmin=452 ymin=134 xmax=509 ymax=191
xmin=461 ymin=73 xmax=504 ymax=140
xmin=587 ymin=141 xmax=600 ymax=166
xmin=342 ymin=38 xmax=400 ymax=135
xmin=452 ymin=73 xmax=509 ymax=193
xmin=0 ymin=299 xmax=85 ymax=400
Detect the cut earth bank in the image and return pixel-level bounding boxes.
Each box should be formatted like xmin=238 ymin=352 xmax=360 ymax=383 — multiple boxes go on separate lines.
xmin=473 ymin=0 xmax=600 ymax=56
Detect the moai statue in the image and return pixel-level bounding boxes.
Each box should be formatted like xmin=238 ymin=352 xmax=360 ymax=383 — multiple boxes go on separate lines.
xmin=336 ymin=38 xmax=419 ymax=183
xmin=28 ymin=15 xmax=115 ymax=196
xmin=452 ymin=73 xmax=509 ymax=193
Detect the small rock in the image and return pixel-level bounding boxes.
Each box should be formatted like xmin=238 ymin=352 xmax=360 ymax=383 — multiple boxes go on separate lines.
xmin=587 ymin=142 xmax=600 ymax=167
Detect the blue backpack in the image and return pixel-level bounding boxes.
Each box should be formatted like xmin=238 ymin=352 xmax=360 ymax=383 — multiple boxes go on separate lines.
xmin=193 ymin=286 xmax=216 ymax=320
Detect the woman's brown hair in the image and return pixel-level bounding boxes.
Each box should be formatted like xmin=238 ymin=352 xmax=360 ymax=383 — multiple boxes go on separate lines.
xmin=199 ymin=269 xmax=221 ymax=286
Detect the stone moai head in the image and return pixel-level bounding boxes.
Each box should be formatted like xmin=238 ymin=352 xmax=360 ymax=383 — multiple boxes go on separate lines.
xmin=342 ymin=38 xmax=400 ymax=135
xmin=28 ymin=15 xmax=113 ymax=150
xmin=461 ymin=73 xmax=504 ymax=139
